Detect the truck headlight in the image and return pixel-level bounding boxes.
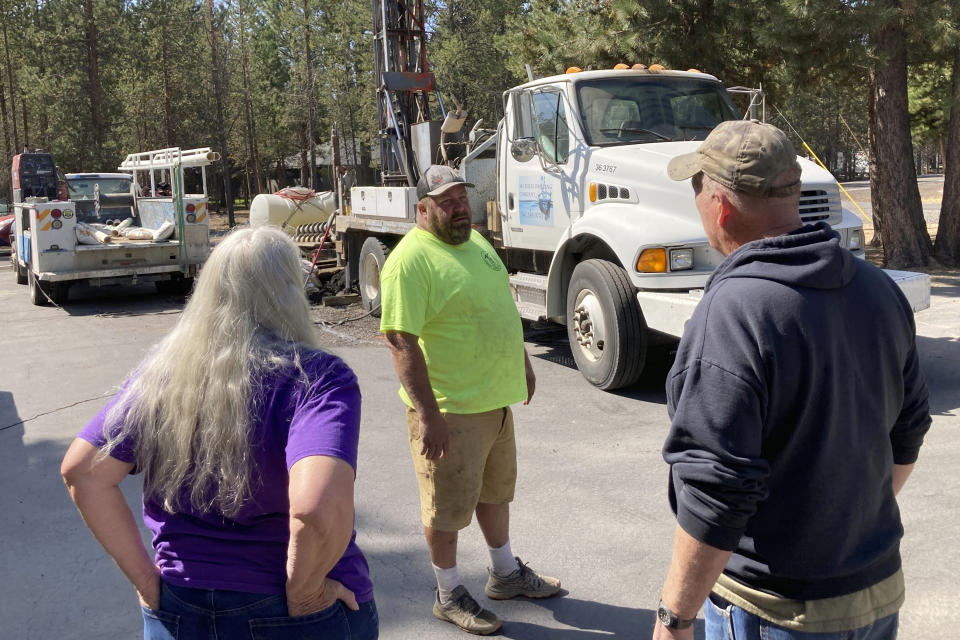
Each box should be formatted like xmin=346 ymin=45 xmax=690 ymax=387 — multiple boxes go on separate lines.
xmin=849 ymin=229 xmax=864 ymax=251
xmin=669 ymin=248 xmax=694 ymax=271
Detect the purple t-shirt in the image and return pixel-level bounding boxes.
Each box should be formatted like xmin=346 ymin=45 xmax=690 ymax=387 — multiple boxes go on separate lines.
xmin=78 ymin=350 xmax=374 ymax=602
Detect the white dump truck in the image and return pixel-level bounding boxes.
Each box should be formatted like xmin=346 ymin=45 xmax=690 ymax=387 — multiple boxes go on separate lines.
xmin=9 ymin=147 xmax=219 ymax=305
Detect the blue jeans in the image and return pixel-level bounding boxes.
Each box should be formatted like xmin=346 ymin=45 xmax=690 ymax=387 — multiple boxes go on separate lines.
xmin=141 ymin=582 xmax=379 ymax=640
xmin=704 ymin=593 xmax=898 ymax=640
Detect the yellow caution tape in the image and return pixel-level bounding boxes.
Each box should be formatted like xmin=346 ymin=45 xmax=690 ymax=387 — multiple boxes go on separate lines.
xmin=801 ymin=141 xmax=871 ymax=226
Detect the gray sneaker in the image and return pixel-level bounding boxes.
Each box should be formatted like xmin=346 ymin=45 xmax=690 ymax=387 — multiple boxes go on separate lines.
xmin=484 ymin=556 xmax=561 ymax=600
xmin=432 ymin=585 xmax=502 ymax=635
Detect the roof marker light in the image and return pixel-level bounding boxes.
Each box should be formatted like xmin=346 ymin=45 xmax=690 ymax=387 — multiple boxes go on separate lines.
xmin=649 ymin=63 xmax=666 ymax=71
xmin=613 ymin=63 xmax=629 ymax=70
xmin=566 ymin=66 xmax=582 ymax=74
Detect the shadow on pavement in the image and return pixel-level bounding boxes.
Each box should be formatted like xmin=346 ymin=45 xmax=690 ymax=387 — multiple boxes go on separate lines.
xmin=56 ymin=283 xmax=187 ymax=317
xmin=0 ymin=392 xmax=149 ymax=639
xmin=929 ymin=272 xmax=960 ymax=298
xmin=498 ymin=599 xmax=703 ymax=639
xmin=917 ymin=334 xmax=960 ymax=416
xmin=524 ymin=324 xmax=676 ymax=405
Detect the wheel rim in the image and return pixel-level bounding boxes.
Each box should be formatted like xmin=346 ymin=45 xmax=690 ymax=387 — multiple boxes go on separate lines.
xmin=360 ymin=252 xmax=381 ymax=301
xmin=572 ymin=287 xmax=606 ymax=363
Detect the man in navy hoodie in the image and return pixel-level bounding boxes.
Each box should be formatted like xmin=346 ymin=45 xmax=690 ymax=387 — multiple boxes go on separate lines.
xmin=652 ymin=121 xmax=931 ymax=640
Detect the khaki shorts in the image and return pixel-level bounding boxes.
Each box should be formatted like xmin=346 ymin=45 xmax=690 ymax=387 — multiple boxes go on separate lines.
xmin=406 ymin=406 xmax=517 ymax=531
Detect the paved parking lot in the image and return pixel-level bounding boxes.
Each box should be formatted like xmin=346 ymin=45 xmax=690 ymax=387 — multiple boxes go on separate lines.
xmin=1 ymin=265 xmax=957 ymax=639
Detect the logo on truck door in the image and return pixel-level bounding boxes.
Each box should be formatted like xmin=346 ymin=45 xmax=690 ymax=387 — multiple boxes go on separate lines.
xmin=518 ymin=176 xmax=554 ymax=227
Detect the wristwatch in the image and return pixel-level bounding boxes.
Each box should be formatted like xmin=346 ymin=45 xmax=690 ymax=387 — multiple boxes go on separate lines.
xmin=657 ymin=600 xmax=696 ymax=629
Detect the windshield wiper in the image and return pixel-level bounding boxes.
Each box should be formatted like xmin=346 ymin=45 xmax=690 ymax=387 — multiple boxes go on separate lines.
xmin=598 ymin=127 xmax=671 ymax=141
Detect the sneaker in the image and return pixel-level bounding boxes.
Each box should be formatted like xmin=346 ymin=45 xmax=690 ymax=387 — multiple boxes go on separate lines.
xmin=432 ymin=585 xmax=502 ymax=635
xmin=484 ymin=556 xmax=561 ymax=600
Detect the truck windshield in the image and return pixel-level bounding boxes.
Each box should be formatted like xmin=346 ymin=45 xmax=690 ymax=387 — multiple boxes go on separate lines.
xmin=67 ymin=178 xmax=132 ymax=199
xmin=575 ymin=77 xmax=740 ymax=147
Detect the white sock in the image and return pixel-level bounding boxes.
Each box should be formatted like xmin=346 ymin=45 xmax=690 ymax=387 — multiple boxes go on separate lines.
xmin=488 ymin=541 xmax=519 ymax=577
xmin=433 ymin=563 xmax=461 ymax=603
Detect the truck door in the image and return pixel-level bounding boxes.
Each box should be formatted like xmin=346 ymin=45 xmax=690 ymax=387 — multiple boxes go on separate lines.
xmin=500 ymin=87 xmax=580 ymax=252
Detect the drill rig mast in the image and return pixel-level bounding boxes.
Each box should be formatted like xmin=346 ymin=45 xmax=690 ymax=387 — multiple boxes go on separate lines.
xmin=372 ymin=0 xmax=445 ymax=186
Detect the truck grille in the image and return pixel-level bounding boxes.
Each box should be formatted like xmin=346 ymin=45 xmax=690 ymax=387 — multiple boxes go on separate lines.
xmin=799 ymin=189 xmax=840 ymax=224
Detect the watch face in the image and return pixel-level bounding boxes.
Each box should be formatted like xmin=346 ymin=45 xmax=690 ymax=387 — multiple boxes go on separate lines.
xmin=658 ymin=605 xmax=673 ymax=626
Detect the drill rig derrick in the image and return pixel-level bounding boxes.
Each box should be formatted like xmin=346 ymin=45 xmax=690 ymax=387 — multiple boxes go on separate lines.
xmin=372 ymin=0 xmax=445 ymax=187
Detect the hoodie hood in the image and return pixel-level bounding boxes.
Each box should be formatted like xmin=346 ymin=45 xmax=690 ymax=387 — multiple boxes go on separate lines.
xmin=706 ymin=222 xmax=857 ymax=292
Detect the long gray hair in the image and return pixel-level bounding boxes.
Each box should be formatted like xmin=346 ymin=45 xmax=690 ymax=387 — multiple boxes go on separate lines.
xmin=103 ymin=225 xmax=320 ymax=517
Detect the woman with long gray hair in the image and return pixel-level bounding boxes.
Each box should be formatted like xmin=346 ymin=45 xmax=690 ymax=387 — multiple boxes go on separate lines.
xmin=61 ymin=226 xmax=377 ymax=639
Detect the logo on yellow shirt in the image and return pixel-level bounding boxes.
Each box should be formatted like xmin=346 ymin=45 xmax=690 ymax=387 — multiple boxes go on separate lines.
xmin=481 ymin=250 xmax=502 ymax=271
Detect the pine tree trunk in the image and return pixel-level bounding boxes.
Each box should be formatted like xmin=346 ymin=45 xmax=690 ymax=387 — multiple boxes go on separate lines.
xmin=303 ymin=0 xmax=316 ymax=189
xmin=83 ymin=0 xmax=104 ymax=161
xmin=238 ymin=0 xmax=262 ymax=193
xmin=31 ymin=0 xmax=48 ymax=148
xmin=867 ymin=77 xmax=884 ymax=248
xmin=934 ymin=44 xmax=960 ymax=266
xmin=20 ymin=92 xmax=27 ymax=148
xmin=2 ymin=17 xmax=19 ymax=152
xmin=299 ymin=141 xmax=309 ymax=186
xmin=205 ymin=0 xmax=234 ymax=226
xmin=869 ymin=1 xmax=931 ymax=268
xmin=0 ymin=77 xmax=10 ymax=160
xmin=161 ymin=21 xmax=174 ymax=146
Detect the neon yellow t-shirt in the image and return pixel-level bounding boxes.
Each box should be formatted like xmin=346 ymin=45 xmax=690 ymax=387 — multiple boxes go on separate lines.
xmin=380 ymin=227 xmax=527 ymax=414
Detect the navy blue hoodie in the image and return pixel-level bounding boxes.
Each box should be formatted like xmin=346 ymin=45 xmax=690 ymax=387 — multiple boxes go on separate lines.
xmin=663 ymin=222 xmax=931 ymax=600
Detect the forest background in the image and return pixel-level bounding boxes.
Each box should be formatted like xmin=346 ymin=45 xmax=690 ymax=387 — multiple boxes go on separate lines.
xmin=0 ymin=0 xmax=957 ymax=267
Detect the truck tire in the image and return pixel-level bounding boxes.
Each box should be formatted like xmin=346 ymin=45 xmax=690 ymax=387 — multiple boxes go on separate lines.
xmin=11 ymin=245 xmax=27 ymax=285
xmin=566 ymin=259 xmax=647 ymax=390
xmin=27 ymin=269 xmax=67 ymax=305
xmin=28 ymin=269 xmax=46 ymax=305
xmin=156 ymin=276 xmax=194 ymax=296
xmin=358 ymin=237 xmax=389 ymax=316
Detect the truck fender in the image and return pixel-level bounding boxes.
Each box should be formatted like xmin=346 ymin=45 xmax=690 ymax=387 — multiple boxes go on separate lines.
xmin=545 ymin=225 xmax=622 ymax=321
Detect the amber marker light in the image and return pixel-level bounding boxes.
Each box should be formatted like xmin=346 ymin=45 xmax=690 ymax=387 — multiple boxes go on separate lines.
xmin=613 ymin=63 xmax=629 ymax=70
xmin=636 ymin=248 xmax=668 ymax=272
xmin=687 ymin=68 xmax=701 ymax=73
xmin=566 ymin=66 xmax=582 ymax=74
xmin=589 ymin=183 xmax=597 ymax=202
xmin=632 ymin=63 xmax=647 ymax=70
xmin=649 ymin=63 xmax=666 ymax=71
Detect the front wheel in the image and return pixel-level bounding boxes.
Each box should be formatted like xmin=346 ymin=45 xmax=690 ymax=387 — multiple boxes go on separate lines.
xmin=566 ymin=259 xmax=647 ymax=390
xmin=358 ymin=237 xmax=389 ymax=317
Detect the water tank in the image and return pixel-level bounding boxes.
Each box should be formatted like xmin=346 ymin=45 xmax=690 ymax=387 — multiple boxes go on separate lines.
xmin=249 ymin=189 xmax=335 ymax=232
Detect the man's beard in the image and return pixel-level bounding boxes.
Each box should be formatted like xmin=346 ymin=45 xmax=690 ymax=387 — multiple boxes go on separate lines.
xmin=428 ymin=209 xmax=471 ymax=245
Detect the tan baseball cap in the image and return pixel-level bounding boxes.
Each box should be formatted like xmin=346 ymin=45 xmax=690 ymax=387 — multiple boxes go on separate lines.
xmin=667 ymin=120 xmax=802 ymax=197
xmin=417 ymin=164 xmax=474 ymax=200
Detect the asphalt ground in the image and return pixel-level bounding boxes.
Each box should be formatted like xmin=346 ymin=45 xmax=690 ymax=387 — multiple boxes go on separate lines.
xmin=1 ymin=182 xmax=958 ymax=638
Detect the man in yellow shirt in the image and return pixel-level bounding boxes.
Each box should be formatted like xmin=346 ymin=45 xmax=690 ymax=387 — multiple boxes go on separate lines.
xmin=381 ymin=165 xmax=561 ymax=635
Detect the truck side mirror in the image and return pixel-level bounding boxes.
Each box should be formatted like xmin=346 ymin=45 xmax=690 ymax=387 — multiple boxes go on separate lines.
xmin=510 ymin=138 xmax=537 ymax=163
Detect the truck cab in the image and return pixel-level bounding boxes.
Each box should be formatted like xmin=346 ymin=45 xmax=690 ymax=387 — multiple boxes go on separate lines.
xmin=64 ymin=172 xmax=137 ymax=224
xmin=472 ymin=68 xmax=867 ymax=387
